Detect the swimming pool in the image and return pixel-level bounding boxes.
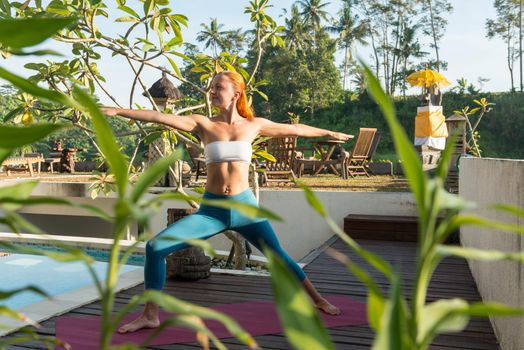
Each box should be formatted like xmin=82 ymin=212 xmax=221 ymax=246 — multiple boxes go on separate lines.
xmin=1 ymin=253 xmax=141 ymax=310
xmin=0 ymin=238 xmax=145 ymax=336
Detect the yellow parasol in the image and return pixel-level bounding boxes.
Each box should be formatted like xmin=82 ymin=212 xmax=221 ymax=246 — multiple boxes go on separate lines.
xmin=406 ymin=69 xmax=450 ymax=88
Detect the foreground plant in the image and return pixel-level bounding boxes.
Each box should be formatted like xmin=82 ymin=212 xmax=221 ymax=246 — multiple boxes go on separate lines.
xmin=263 ymin=65 xmax=524 ymax=350
xmin=0 ymin=15 xmax=280 ymax=350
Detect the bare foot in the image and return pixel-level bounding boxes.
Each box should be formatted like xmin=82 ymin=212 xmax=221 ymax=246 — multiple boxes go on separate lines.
xmin=118 ymin=314 xmax=160 ymax=334
xmin=315 ymin=299 xmax=341 ymax=316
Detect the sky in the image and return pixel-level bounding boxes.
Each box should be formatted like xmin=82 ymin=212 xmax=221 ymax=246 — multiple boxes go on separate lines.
xmin=5 ymin=0 xmax=510 ymax=107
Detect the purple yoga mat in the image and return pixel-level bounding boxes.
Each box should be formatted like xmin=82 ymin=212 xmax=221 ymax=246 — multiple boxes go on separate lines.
xmin=55 ymin=295 xmax=367 ymax=349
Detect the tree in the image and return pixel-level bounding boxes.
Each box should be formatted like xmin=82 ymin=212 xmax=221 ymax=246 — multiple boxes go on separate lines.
xmin=326 ymin=0 xmax=368 ymax=90
xmin=255 ymin=28 xmax=341 ymax=119
xmin=282 ymin=4 xmax=313 ymax=53
xmin=196 ymin=18 xmax=231 ymax=56
xmin=296 ymin=0 xmax=331 ymax=46
xmin=486 ymin=0 xmax=520 ymax=92
xmin=417 ymin=0 xmax=453 ymax=72
xmin=396 ymin=22 xmax=427 ymax=97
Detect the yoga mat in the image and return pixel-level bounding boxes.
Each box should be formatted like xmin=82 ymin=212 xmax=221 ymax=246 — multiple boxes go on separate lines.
xmin=55 ymin=295 xmax=367 ymax=349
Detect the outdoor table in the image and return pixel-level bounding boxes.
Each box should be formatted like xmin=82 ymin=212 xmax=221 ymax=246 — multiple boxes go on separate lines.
xmin=309 ymin=137 xmax=354 ymax=176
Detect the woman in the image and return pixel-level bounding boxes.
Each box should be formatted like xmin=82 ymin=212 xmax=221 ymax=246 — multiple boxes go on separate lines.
xmin=102 ymin=71 xmax=351 ymax=333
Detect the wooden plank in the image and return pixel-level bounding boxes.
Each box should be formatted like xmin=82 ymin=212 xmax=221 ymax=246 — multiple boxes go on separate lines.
xmin=3 ymin=238 xmax=500 ymax=350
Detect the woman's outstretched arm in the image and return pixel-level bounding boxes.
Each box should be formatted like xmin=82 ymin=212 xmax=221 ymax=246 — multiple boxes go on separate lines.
xmin=100 ymin=107 xmax=202 ymax=133
xmin=256 ymin=118 xmax=352 ymax=141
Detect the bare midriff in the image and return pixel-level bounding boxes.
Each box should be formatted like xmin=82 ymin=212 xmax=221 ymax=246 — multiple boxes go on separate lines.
xmin=204 ymin=161 xmax=251 ymax=195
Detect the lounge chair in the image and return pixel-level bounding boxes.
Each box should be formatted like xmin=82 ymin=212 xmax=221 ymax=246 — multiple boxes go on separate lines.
xmin=343 ymin=128 xmax=377 ymax=178
xmin=364 ymin=130 xmax=381 ymax=175
xmin=261 ymin=137 xmax=300 ymax=185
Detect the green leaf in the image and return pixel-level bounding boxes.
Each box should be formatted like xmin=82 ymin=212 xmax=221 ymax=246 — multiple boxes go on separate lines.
xmin=446 ymin=214 xmax=524 ymax=236
xmin=170 ymin=14 xmax=188 ymax=27
xmin=0 ymin=240 xmax=94 ymax=265
xmin=129 ymin=150 xmax=181 ymax=203
xmin=0 ymin=17 xmax=76 ymax=49
xmin=434 ymin=133 xmax=457 ymax=182
xmin=0 ymin=181 xmax=39 ymax=211
xmin=152 ymin=236 xmax=216 ymax=257
xmin=0 ymin=196 xmax=112 ymax=221
xmin=362 ymin=62 xmax=427 ymax=221
xmin=328 ymin=248 xmax=385 ymax=331
xmin=255 ymin=89 xmax=268 ymax=101
xmin=117 ymin=5 xmax=140 ymax=18
xmin=0 ymin=67 xmax=76 ymax=106
xmin=418 ymin=299 xmax=523 ymax=348
xmin=115 ymin=16 xmax=139 ymax=23
xmin=0 ymin=306 xmax=29 ymax=322
xmin=116 ymin=290 xmax=258 ymax=349
xmin=201 ymin=197 xmax=282 ymax=221
xmin=434 ymin=185 xmax=475 ymax=211
xmin=0 ymin=148 xmax=11 ymax=164
xmin=297 ymin=183 xmax=393 ymax=279
xmin=253 ymin=149 xmax=276 ymax=162
xmin=144 ymin=315 xmax=227 ymax=350
xmin=73 ymin=87 xmax=129 ymax=196
xmin=418 ymin=299 xmax=469 ymax=347
xmin=372 ymin=274 xmax=405 ymax=350
xmin=298 ymin=184 xmax=327 ymax=217
xmin=0 ymin=286 xmax=48 ymax=300
xmin=0 ymin=124 xmax=64 ymax=149
xmin=3 ymin=107 xmax=23 ymax=122
xmin=143 ymin=131 xmax=162 ymax=145
xmin=166 ymin=56 xmax=182 ymax=78
xmin=493 ymin=204 xmax=524 ymax=218
xmin=265 ymin=247 xmax=334 ymax=350
xmin=436 ymin=245 xmax=524 ymax=263
xmin=143 ymin=192 xmax=282 ymax=221
xmin=9 ymin=48 xmax=62 ymax=56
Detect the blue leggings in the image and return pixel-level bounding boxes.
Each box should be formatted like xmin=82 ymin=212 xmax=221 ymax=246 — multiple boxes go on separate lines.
xmin=145 ymin=188 xmax=306 ymax=290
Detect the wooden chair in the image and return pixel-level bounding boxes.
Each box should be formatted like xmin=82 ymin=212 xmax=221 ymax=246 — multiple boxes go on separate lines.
xmin=365 ymin=130 xmax=381 ymax=175
xmin=185 ymin=143 xmax=206 ymax=181
xmin=343 ymin=128 xmax=377 ymax=178
xmin=261 ymin=137 xmax=299 ymax=185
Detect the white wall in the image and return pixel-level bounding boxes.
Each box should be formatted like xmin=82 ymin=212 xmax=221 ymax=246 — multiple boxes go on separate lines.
xmin=3 ymin=181 xmax=418 ymax=261
xmin=460 ymin=158 xmax=524 ymax=350
xmin=204 ymin=190 xmax=417 ymax=260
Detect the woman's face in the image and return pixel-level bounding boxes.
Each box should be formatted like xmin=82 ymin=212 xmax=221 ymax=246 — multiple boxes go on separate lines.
xmin=210 ymin=75 xmax=239 ymax=110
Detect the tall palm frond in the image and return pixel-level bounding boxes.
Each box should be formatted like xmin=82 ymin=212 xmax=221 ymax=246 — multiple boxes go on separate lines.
xmin=196 ymin=18 xmax=229 ymax=56
xmin=296 ymin=0 xmax=331 ymax=29
xmin=326 ymin=3 xmax=368 ymax=89
xmin=284 ymin=4 xmax=313 ymax=52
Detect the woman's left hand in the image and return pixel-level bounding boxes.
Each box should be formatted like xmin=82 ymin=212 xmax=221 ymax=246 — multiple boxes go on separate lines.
xmin=330 ymin=132 xmax=352 ymax=141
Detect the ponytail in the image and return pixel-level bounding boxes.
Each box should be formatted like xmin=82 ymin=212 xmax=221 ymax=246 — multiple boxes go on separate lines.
xmin=236 ymin=90 xmax=255 ymax=120
xmin=219 ymin=71 xmax=255 ymax=120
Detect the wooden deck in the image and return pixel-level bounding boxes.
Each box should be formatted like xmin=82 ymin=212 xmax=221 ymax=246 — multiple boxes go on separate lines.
xmin=6 ymin=238 xmax=500 ymax=349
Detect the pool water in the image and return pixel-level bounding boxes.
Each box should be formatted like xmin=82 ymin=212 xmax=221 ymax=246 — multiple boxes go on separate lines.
xmin=0 ymin=254 xmax=140 ymax=310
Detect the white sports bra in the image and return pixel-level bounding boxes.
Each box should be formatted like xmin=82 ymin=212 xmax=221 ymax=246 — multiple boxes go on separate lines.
xmin=204 ymin=140 xmax=252 ymax=164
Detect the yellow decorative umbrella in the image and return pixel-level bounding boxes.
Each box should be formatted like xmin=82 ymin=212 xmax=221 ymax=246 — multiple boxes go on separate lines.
xmin=406 ymin=69 xmax=450 ymax=88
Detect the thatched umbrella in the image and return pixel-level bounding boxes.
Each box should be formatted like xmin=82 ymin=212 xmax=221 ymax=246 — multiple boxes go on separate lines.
xmin=143 ymin=72 xmax=184 ymax=105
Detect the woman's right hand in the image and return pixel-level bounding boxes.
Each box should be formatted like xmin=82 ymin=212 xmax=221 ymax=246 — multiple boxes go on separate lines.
xmin=100 ymin=106 xmax=120 ymax=117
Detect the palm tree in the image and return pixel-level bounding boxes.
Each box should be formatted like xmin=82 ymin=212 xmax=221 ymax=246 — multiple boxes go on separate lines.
xmin=296 ymin=0 xmax=330 ymax=46
xmin=196 ymin=18 xmax=229 ymax=56
xmin=327 ymin=2 xmax=368 ymax=89
xmin=283 ymin=4 xmax=313 ymax=53
xmin=222 ymin=28 xmax=246 ymax=54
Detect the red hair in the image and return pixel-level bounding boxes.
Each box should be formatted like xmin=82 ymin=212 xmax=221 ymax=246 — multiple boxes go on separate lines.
xmin=218 ymin=71 xmax=255 ymax=120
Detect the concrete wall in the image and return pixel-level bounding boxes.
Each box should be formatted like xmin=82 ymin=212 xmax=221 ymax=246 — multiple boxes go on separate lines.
xmin=1 ymin=180 xmax=418 ymax=261
xmin=460 ymin=158 xmax=524 ymax=350
xmin=206 ymin=190 xmax=417 ymax=260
